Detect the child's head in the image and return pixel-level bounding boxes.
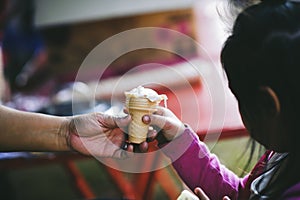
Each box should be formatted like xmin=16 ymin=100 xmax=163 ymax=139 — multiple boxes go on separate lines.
xmin=221 ymin=0 xmax=300 ymax=152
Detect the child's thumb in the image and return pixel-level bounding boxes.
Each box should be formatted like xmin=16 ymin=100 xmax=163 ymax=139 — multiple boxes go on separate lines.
xmin=142 ymin=114 xmax=167 ymax=129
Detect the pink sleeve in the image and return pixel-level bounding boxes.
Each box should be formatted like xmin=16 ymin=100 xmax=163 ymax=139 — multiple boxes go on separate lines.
xmin=160 ymin=126 xmax=244 ymax=200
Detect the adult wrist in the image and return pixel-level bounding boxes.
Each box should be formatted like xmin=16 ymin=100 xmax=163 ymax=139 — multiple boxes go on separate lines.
xmin=59 ymin=116 xmax=74 ymax=151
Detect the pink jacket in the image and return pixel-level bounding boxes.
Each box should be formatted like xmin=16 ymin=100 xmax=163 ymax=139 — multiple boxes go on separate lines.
xmin=160 ymin=127 xmax=300 ymax=199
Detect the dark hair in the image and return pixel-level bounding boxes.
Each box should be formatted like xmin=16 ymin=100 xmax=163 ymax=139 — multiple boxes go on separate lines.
xmin=221 ymin=0 xmax=300 ymax=142
xmin=221 ymin=0 xmax=300 ymax=196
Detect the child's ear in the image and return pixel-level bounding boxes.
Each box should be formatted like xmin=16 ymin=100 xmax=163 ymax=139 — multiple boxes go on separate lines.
xmin=258 ymin=86 xmax=281 ymax=117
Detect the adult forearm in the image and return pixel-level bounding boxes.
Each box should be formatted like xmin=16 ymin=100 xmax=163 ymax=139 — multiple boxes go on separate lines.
xmin=0 ymin=105 xmax=71 ymax=152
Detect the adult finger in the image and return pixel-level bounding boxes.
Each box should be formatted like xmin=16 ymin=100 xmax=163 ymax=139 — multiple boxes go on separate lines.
xmin=122 ymin=144 xmax=135 ymax=159
xmin=113 ymin=148 xmax=129 ymax=159
xmin=101 ymin=113 xmax=131 ymax=128
xmin=114 ymin=115 xmax=131 ymax=127
xmin=138 ymin=141 xmax=148 ymax=153
xmin=124 ymin=143 xmax=147 ymax=153
xmin=123 ymin=107 xmax=129 ymax=114
xmin=127 ymin=144 xmax=134 ymax=152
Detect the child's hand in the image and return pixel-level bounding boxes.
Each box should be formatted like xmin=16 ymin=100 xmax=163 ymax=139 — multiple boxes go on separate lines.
xmin=194 ymin=187 xmax=209 ymax=200
xmin=194 ymin=187 xmax=231 ymax=200
xmin=142 ymin=107 xmax=185 ymax=144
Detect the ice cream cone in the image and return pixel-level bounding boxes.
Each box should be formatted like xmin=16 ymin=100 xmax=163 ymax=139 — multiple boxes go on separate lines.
xmin=125 ymin=86 xmax=167 ymax=144
xmin=126 ymin=97 xmax=158 ymax=143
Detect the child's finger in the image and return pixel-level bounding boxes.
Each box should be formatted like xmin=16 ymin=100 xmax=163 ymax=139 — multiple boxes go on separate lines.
xmin=194 ymin=187 xmax=209 ymax=200
xmin=147 ymin=114 xmax=167 ymax=130
xmin=153 ymin=106 xmax=165 ymax=116
xmin=223 ymin=196 xmax=231 ymax=200
xmin=147 ymin=126 xmax=158 ymax=142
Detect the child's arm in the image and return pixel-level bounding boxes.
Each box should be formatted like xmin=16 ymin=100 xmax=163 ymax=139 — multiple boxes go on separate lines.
xmin=162 ymin=126 xmax=240 ymax=199
xmin=145 ymin=107 xmax=244 ymax=200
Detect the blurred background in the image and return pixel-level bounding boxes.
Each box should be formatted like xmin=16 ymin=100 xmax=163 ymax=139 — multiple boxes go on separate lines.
xmin=0 ymin=0 xmax=259 ymax=200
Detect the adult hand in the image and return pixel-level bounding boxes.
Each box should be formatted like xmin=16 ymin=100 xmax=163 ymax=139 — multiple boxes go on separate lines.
xmin=142 ymin=107 xmax=185 ymax=144
xmin=66 ymin=112 xmax=135 ymax=158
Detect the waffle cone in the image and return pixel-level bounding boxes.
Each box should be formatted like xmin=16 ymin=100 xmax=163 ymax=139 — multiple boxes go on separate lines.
xmin=126 ymin=97 xmax=159 ymax=144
